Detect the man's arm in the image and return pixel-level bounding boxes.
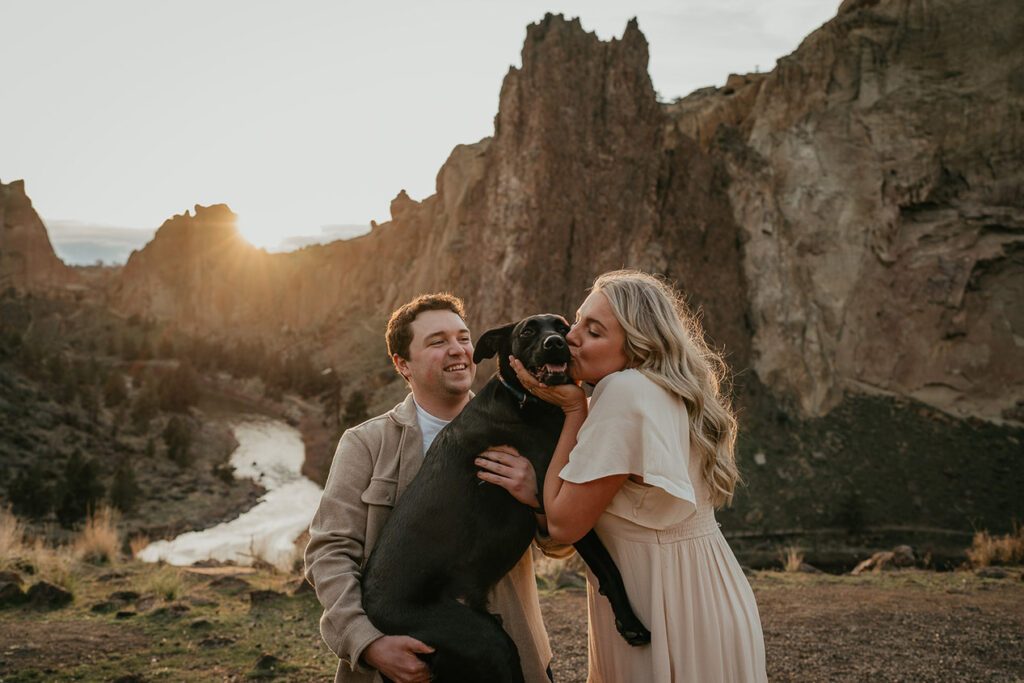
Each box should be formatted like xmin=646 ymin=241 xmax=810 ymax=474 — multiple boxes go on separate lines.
xmin=304 ymin=429 xmax=386 ymax=674
xmin=475 ymin=446 xmax=574 ymax=560
xmin=305 ymin=427 xmax=435 ymax=682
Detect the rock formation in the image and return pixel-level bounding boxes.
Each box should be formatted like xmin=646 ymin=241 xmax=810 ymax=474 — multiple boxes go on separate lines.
xmin=671 ymin=0 xmax=1024 ymax=421
xmin=0 ymin=179 xmax=75 ymax=294
xmin=108 ymin=0 xmax=1023 ymax=426
xmin=109 ymin=14 xmax=751 ymax=410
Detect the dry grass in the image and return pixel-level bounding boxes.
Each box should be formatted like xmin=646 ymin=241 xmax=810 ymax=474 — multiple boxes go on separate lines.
xmin=73 ymin=505 xmax=122 ymax=565
xmin=25 ymin=537 xmax=81 ymax=592
xmin=779 ymin=545 xmax=805 ymax=572
xmin=129 ymin=533 xmax=150 ymax=560
xmin=0 ymin=505 xmax=26 ymax=570
xmin=146 ymin=564 xmax=185 ymax=601
xmin=966 ymin=525 xmax=1024 ymax=567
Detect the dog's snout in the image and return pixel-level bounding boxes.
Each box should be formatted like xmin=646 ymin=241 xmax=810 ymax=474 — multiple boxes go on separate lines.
xmin=543 ymin=334 xmax=567 ymax=350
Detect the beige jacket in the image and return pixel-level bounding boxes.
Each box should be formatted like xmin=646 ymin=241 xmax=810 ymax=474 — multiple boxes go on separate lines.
xmin=305 ymin=393 xmax=571 ymax=683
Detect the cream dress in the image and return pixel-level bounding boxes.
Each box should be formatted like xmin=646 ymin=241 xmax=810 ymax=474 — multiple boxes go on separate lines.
xmin=560 ymin=369 xmax=767 ymax=683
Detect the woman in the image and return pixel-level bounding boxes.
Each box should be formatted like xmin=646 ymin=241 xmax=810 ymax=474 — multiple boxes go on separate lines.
xmin=478 ymin=270 xmax=767 ymax=682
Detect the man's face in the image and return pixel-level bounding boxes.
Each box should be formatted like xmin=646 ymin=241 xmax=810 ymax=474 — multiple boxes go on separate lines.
xmin=395 ymin=309 xmax=475 ymax=401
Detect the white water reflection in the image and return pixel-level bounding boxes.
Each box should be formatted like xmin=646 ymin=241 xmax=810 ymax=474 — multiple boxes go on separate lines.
xmin=138 ymin=417 xmax=323 ymax=571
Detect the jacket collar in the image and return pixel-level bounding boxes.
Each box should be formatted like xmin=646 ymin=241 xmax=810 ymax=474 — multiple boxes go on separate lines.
xmin=388 ymin=392 xmax=419 ymax=428
xmin=388 ymin=389 xmax=475 ymax=428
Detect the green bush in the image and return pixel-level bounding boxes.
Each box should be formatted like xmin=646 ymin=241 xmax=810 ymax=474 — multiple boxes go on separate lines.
xmin=56 ymin=450 xmax=105 ymax=528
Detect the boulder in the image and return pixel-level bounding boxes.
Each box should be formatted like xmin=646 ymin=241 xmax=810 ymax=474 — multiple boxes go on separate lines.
xmin=27 ymin=580 xmax=73 ymax=608
xmin=0 ymin=570 xmax=24 ymax=585
xmin=973 ymin=566 xmax=1010 ymax=579
xmin=0 ymin=581 xmax=27 ymax=607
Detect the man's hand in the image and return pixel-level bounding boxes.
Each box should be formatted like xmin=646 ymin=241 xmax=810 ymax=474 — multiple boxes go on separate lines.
xmin=476 ymin=445 xmax=541 ymax=509
xmin=363 ymin=635 xmax=435 ymax=683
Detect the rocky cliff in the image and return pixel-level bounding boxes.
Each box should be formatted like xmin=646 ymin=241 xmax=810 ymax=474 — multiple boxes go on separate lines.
xmin=670 ymin=0 xmax=1024 ymax=421
xmin=109 ymin=1 xmax=1023 ymax=427
xmin=0 ymin=180 xmax=75 ymax=294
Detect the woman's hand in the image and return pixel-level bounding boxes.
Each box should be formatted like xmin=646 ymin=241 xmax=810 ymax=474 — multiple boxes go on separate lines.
xmin=475 ymin=445 xmax=541 ymax=509
xmin=509 ymin=356 xmax=587 ymax=415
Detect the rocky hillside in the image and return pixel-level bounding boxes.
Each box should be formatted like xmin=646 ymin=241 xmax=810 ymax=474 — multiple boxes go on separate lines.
xmin=0 ymin=179 xmax=75 ymax=294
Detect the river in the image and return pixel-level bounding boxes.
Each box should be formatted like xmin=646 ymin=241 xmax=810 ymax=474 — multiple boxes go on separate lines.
xmin=137 ymin=416 xmax=323 ymax=571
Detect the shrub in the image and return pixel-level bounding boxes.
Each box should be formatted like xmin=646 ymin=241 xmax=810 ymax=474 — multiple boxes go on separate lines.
xmin=109 ymin=457 xmax=141 ymax=512
xmin=212 ymin=462 xmax=236 ymax=485
xmin=130 ymin=385 xmax=159 ymax=432
xmin=147 ymin=565 xmax=184 ymax=601
xmin=25 ymin=537 xmax=79 ymax=593
xmin=103 ymin=372 xmax=128 ymax=407
xmin=56 ymin=450 xmax=106 ymax=527
xmin=966 ymin=525 xmax=1024 ymax=567
xmin=7 ymin=463 xmax=54 ymax=520
xmin=162 ymin=416 xmax=194 ymax=467
xmin=779 ymin=546 xmax=805 ymax=572
xmin=0 ymin=505 xmax=26 ymax=570
xmin=129 ymin=533 xmax=150 ymax=560
xmin=157 ymin=362 xmax=199 ymax=412
xmin=74 ymin=505 xmax=122 ymax=565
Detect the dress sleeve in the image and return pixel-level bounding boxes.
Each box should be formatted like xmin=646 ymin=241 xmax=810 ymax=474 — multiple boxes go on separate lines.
xmin=559 ymin=370 xmax=696 ymax=508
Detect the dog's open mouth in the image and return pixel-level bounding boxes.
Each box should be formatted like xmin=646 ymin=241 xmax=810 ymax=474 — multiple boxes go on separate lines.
xmin=530 ymin=362 xmax=569 ymax=385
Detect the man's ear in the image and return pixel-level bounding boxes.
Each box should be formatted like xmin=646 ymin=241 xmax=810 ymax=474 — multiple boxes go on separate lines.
xmin=392 ymin=353 xmax=410 ymax=381
xmin=472 ymin=323 xmax=516 ymax=364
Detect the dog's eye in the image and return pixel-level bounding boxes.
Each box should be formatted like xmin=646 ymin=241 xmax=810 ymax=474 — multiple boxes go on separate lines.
xmin=519 ymin=328 xmax=535 ymax=337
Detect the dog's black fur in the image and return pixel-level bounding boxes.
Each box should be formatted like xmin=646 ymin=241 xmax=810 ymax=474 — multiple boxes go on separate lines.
xmin=362 ymin=314 xmax=650 ymax=683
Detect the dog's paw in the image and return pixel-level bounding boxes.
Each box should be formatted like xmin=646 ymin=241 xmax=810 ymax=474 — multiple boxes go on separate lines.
xmin=615 ymin=617 xmax=652 ymax=647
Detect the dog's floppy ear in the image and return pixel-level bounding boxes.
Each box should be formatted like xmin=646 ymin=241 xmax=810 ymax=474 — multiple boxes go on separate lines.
xmin=473 ymin=323 xmax=516 ymax=363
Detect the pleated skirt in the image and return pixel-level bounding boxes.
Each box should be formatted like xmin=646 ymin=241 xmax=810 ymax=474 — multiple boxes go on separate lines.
xmin=584 ymin=508 xmax=767 ymax=683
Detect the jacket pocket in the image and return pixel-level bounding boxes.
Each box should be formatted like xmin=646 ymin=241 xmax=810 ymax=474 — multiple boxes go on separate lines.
xmin=361 ymin=477 xmax=398 ymax=561
xmin=361 ymin=477 xmax=398 ymax=507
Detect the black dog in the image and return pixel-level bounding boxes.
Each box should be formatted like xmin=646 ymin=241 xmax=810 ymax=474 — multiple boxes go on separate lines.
xmin=362 ymin=314 xmax=650 ymax=683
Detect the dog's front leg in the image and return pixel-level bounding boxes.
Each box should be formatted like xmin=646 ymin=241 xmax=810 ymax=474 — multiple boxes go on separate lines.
xmin=573 ymin=530 xmax=652 ymax=646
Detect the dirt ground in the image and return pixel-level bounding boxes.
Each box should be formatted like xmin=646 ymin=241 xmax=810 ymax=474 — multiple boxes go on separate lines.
xmin=541 ymin=571 xmax=1024 ymax=683
xmin=2 ymin=570 xmax=1022 ymax=681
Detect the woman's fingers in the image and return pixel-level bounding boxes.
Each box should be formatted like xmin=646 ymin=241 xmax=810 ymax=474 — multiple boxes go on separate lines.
xmin=510 ymin=356 xmax=542 ymax=387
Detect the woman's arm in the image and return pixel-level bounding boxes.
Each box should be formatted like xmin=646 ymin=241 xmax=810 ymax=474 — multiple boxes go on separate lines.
xmin=509 ymin=358 xmax=629 ymax=544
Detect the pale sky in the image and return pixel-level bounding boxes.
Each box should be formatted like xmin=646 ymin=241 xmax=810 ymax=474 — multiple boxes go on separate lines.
xmin=1 ymin=0 xmax=841 ymax=262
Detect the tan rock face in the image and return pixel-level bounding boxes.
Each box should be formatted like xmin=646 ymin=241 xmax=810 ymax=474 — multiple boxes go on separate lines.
xmin=0 ymin=180 xmax=74 ymax=294
xmin=108 ymin=3 xmax=1023 ymax=423
xmin=673 ymin=0 xmax=1024 ymax=420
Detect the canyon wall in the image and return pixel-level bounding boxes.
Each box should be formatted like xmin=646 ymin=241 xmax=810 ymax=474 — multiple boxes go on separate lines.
xmin=103 ymin=0 xmax=1022 ymax=424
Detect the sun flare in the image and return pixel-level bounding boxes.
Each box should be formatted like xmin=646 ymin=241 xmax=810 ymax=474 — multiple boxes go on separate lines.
xmin=236 ymin=215 xmax=289 ymax=251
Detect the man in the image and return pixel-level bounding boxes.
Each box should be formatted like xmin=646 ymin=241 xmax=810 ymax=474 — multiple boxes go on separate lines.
xmin=305 ymin=293 xmax=570 ymax=683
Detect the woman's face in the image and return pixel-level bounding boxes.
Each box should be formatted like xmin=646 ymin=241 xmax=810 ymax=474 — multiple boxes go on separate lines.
xmin=566 ymin=290 xmax=631 ymax=384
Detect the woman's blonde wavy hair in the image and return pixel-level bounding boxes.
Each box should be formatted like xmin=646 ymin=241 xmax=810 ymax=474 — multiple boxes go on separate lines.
xmin=593 ymin=270 xmax=740 ymax=507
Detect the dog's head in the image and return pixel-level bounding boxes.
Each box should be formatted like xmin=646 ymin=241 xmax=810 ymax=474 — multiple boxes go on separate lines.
xmin=473 ymin=314 xmax=572 ymax=389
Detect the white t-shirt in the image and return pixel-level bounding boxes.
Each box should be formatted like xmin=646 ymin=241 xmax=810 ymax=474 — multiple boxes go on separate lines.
xmin=414 ymin=398 xmax=451 ymax=455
